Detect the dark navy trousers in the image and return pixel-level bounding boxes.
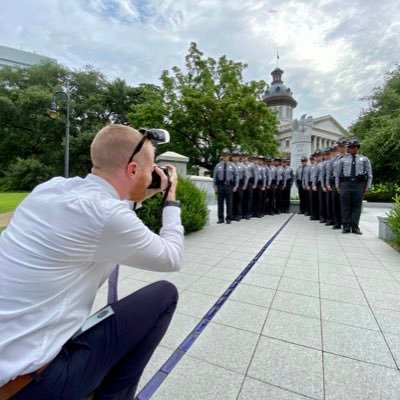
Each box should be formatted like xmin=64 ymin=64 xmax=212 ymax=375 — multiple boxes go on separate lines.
xmin=13 ymin=281 xmax=178 ymax=400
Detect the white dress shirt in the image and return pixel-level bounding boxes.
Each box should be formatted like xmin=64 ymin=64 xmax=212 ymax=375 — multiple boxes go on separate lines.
xmin=0 ymin=174 xmax=184 ymax=385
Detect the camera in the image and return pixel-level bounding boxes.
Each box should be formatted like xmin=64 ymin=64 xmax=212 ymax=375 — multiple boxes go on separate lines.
xmin=148 ymin=165 xmax=170 ymax=189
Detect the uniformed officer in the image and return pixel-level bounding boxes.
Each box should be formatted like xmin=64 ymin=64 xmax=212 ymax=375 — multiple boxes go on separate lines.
xmin=253 ymin=155 xmax=267 ymax=218
xmin=241 ymin=151 xmax=258 ymax=219
xmin=302 ymin=155 xmax=314 ymax=216
xmin=323 ymin=146 xmax=336 ymax=226
xmin=282 ymin=158 xmax=294 ymax=213
xmin=275 ymin=157 xmax=287 ymax=214
xmin=310 ymin=150 xmax=322 ymax=220
xmin=336 ymin=138 xmax=373 ymax=234
xmin=328 ymin=138 xmax=347 ymax=229
xmin=231 ymin=149 xmax=249 ymax=221
xmin=265 ymin=156 xmax=276 ymax=215
xmin=317 ymin=147 xmax=330 ymax=224
xmin=295 ymin=156 xmax=308 ymax=214
xmin=213 ymin=148 xmax=239 ymax=224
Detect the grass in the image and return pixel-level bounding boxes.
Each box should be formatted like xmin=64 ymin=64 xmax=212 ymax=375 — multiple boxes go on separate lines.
xmin=0 ymin=192 xmax=29 ymax=213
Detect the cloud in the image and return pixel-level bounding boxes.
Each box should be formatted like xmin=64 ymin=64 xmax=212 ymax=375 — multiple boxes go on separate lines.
xmin=0 ymin=0 xmax=399 ymax=128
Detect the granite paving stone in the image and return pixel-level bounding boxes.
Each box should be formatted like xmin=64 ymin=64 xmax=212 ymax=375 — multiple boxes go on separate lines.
xmin=324 ymin=353 xmax=400 ymax=400
xmin=374 ymin=307 xmax=400 ymax=335
xmin=187 ymin=276 xmax=230 ymax=297
xmin=319 ymin=283 xmax=368 ymax=306
xmin=248 ymin=336 xmax=324 ymax=399
xmin=230 ymin=283 xmax=275 ymax=308
xmin=151 ymin=355 xmax=244 ymax=400
xmin=272 ymin=291 xmax=321 ymax=318
xmin=241 ymin=271 xmax=281 ymax=290
xmin=322 ymin=320 xmax=396 ymax=368
xmin=263 ymin=309 xmax=322 ymax=350
xmin=321 ymin=299 xmax=379 ymax=331
xmin=238 ymin=377 xmax=313 ymax=400
xmin=278 ymin=277 xmax=320 ymax=297
xmin=187 ymin=321 xmax=259 ymax=374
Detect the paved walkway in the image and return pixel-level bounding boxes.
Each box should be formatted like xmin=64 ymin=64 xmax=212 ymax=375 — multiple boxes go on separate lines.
xmin=92 ymin=203 xmax=398 ymax=399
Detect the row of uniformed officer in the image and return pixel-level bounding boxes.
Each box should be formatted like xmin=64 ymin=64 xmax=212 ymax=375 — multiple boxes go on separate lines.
xmin=213 ymin=149 xmax=295 ymax=224
xmin=296 ymin=138 xmax=372 ymax=234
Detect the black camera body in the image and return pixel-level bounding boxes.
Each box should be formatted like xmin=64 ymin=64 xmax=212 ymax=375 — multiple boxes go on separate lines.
xmin=148 ymin=166 xmax=170 ymax=189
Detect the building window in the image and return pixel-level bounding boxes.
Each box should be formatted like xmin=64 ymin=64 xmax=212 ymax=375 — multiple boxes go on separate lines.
xmin=286 ymin=107 xmax=290 ymax=118
xmin=276 ymin=86 xmax=281 ymax=92
xmin=279 ymin=106 xmax=283 ymax=118
xmin=286 ymin=140 xmax=290 ymax=148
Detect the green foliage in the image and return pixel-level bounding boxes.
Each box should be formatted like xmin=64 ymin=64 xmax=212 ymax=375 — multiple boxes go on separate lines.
xmin=0 ymin=192 xmax=29 ymax=213
xmin=136 ymin=176 xmax=208 ymax=234
xmin=351 ymin=64 xmax=400 ymax=185
xmin=129 ymin=42 xmax=279 ymax=171
xmin=387 ymin=195 xmax=400 ymax=247
xmin=4 ymin=158 xmax=55 ymax=191
xmin=364 ymin=184 xmax=400 ymax=202
xmin=0 ymin=61 xmax=159 ymax=188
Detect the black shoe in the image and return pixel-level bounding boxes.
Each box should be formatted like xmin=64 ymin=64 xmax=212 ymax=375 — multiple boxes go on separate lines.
xmin=304 ymin=213 xmax=310 ymax=216
xmin=332 ymin=224 xmax=341 ymax=230
xmin=342 ymin=228 xmax=350 ymax=234
xmin=217 ymin=219 xmax=224 ymax=224
xmin=226 ymin=219 xmax=231 ymax=224
xmin=319 ymin=219 xmax=327 ymax=223
xmin=325 ymin=221 xmax=334 ymax=226
xmin=310 ymin=217 xmax=318 ymax=220
xmin=234 ymin=217 xmax=241 ymax=222
xmin=352 ymin=228 xmax=362 ymax=235
xmin=245 ymin=216 xmax=250 ymax=220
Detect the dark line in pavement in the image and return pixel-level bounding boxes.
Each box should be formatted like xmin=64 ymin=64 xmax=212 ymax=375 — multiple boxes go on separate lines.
xmin=136 ymin=213 xmax=295 ymax=400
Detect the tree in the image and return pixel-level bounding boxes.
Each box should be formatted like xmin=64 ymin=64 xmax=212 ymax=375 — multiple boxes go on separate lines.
xmin=351 ymin=64 xmax=400 ymax=195
xmin=129 ymin=42 xmax=279 ymax=170
xmin=0 ymin=61 xmax=153 ymax=188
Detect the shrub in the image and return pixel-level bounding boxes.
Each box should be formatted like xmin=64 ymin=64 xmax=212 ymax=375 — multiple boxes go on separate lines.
xmin=364 ymin=184 xmax=400 ymax=202
xmin=387 ymin=195 xmax=400 ymax=248
xmin=4 ymin=158 xmax=55 ymax=191
xmin=136 ymin=176 xmax=208 ymax=234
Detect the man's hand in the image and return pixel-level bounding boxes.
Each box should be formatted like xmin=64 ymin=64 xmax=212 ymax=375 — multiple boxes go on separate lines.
xmin=364 ymin=187 xmax=369 ymax=194
xmin=337 ymin=188 xmax=341 ymax=193
xmin=327 ymin=186 xmax=332 ymax=191
xmin=323 ymin=187 xmax=327 ymax=192
xmin=143 ymin=164 xmax=178 ymax=201
xmin=233 ymin=187 xmax=237 ymax=192
xmin=313 ymin=186 xmax=317 ymax=191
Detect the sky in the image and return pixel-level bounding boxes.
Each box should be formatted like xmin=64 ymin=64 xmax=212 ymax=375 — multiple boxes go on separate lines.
xmin=1 ymin=0 xmax=399 ymax=129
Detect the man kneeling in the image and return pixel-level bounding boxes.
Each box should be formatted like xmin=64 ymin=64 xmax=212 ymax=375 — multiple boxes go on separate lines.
xmin=0 ymin=124 xmax=184 ymax=399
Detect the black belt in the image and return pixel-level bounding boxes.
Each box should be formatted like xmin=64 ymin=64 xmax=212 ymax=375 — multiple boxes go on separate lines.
xmin=340 ymin=176 xmax=367 ymax=183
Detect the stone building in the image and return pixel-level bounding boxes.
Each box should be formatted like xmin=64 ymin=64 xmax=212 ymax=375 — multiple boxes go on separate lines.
xmin=262 ymin=67 xmax=346 ymax=160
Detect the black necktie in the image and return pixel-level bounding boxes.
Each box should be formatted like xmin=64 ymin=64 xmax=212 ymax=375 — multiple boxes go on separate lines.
xmin=223 ymin=163 xmax=227 ymax=183
xmin=351 ymin=155 xmax=356 ymax=179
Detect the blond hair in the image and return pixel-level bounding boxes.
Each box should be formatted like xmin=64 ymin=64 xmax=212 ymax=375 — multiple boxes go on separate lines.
xmin=90 ymin=124 xmax=142 ymax=172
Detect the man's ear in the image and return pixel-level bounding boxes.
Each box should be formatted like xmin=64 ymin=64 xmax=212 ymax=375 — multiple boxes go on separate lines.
xmin=127 ymin=161 xmax=137 ymax=177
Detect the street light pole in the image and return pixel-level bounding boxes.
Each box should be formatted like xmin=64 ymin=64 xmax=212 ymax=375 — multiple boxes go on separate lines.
xmin=48 ymin=91 xmax=70 ymax=178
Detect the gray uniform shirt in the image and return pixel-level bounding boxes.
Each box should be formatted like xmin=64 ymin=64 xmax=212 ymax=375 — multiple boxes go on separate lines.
xmin=233 ymin=161 xmax=249 ymax=189
xmin=276 ymin=166 xmax=287 ymax=187
xmin=213 ymin=161 xmax=239 ymax=188
xmin=255 ymin=165 xmax=266 ymax=187
xmin=295 ymin=165 xmax=307 ymax=188
xmin=310 ymin=163 xmax=319 ymax=186
xmin=302 ymin=165 xmax=312 ymax=187
xmin=284 ymin=166 xmax=294 ymax=187
xmin=243 ymin=161 xmax=258 ymax=187
xmin=335 ymin=153 xmax=373 ymax=189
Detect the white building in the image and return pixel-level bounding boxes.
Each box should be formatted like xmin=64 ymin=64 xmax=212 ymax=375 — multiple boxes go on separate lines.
xmin=0 ymin=44 xmax=55 ymax=68
xmin=262 ymin=67 xmax=346 ymax=154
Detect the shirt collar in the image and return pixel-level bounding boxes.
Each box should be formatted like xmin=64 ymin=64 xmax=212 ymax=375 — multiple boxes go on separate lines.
xmin=85 ymin=173 xmax=120 ymax=199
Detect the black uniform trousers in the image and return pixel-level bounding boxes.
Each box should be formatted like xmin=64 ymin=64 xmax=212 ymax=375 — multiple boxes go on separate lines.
xmin=217 ymin=183 xmax=233 ymax=222
xmin=317 ymin=183 xmax=327 ymax=222
xmin=282 ymin=180 xmax=292 ymax=212
xmin=310 ymin=185 xmax=319 ymax=220
xmin=331 ymin=184 xmax=342 ymax=226
xmin=242 ymin=178 xmax=254 ymax=218
xmin=340 ymin=181 xmax=365 ymax=230
xmin=253 ymin=181 xmax=264 ymax=217
xmin=274 ymin=182 xmax=284 ymax=213
xmin=233 ymin=180 xmax=244 ymax=220
xmin=326 ymin=188 xmax=333 ymax=224
xmin=304 ymin=185 xmax=310 ymax=215
xmin=266 ymin=183 xmax=275 ymax=214
xmin=13 ymin=281 xmax=178 ymax=400
xmin=297 ymin=181 xmax=306 ymax=213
